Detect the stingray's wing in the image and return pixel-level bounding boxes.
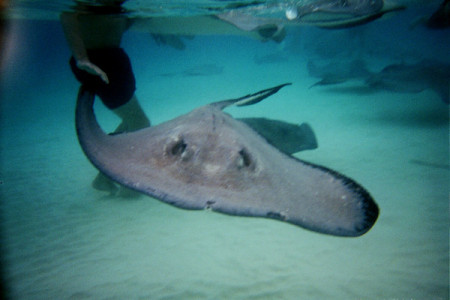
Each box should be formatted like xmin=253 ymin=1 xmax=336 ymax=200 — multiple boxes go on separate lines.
xmin=239 ymin=118 xmax=318 ymax=154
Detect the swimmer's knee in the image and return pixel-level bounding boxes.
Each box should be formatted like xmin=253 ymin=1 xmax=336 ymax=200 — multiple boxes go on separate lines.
xmin=113 ymin=97 xmax=150 ymax=131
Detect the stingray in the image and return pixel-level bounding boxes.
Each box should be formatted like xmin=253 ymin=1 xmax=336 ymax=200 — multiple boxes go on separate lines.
xmin=151 ymin=34 xmax=194 ymax=50
xmin=76 ymin=83 xmax=379 ymax=237
xmin=365 ymin=60 xmax=450 ymax=104
xmin=307 ymin=59 xmax=372 ymax=88
xmin=294 ymin=0 xmax=405 ymax=29
xmin=216 ymin=11 xmax=286 ymax=41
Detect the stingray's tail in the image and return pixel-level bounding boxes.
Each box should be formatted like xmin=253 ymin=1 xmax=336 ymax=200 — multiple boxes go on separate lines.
xmin=75 ymin=86 xmax=106 ymax=142
xmin=213 ymin=83 xmax=292 ymax=110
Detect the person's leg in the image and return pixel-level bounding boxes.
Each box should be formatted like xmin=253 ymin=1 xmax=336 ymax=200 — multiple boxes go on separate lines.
xmin=112 ymin=95 xmax=150 ymax=133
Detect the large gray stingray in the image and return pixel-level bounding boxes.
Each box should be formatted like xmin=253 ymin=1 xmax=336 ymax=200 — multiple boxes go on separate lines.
xmin=76 ymin=84 xmax=379 ymax=237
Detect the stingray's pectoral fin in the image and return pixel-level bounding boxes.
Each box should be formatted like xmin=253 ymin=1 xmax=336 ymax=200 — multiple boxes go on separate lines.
xmin=298 ymin=123 xmax=318 ymax=151
xmin=213 ymin=83 xmax=292 ymax=109
xmin=309 ymin=77 xmax=348 ymax=89
xmin=239 ymin=118 xmax=318 ymax=154
xmin=92 ymin=172 xmax=119 ymax=194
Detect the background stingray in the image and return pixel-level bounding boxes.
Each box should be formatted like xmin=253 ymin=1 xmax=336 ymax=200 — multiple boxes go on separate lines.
xmin=307 ymin=59 xmax=372 ymax=88
xmin=293 ymin=0 xmax=406 ymax=29
xmin=365 ymin=60 xmax=450 ymax=104
xmin=75 ymin=84 xmax=379 ymax=237
xmin=307 ymin=59 xmax=450 ymax=104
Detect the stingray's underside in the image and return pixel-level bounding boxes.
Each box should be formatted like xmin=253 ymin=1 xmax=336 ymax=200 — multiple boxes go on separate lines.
xmin=75 ymin=85 xmax=379 ymax=237
xmin=296 ymin=0 xmax=405 ymax=29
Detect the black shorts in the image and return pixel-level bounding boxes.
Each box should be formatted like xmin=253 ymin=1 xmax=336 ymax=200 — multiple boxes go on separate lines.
xmin=70 ymin=47 xmax=136 ymax=109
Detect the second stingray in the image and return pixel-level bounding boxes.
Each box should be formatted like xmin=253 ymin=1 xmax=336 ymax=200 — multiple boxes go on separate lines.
xmin=76 ymin=83 xmax=379 ymax=237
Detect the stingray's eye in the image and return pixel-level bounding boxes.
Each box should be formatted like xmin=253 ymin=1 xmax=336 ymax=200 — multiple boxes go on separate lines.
xmin=236 ymin=148 xmax=253 ymax=169
xmin=171 ymin=139 xmax=187 ymax=156
xmin=166 ymin=137 xmax=193 ymax=161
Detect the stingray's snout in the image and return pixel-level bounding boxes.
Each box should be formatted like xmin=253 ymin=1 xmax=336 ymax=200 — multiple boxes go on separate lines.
xmin=164 ymin=130 xmax=257 ymax=172
xmin=235 ymin=148 xmax=255 ymax=170
xmin=200 ymin=144 xmax=257 ymax=176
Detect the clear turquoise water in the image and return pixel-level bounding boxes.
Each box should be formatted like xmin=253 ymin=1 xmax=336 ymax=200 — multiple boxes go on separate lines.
xmin=1 ymin=2 xmax=449 ymax=299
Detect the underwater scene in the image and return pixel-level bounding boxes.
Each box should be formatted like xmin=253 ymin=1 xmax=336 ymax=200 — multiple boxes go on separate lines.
xmin=1 ymin=0 xmax=449 ymax=299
